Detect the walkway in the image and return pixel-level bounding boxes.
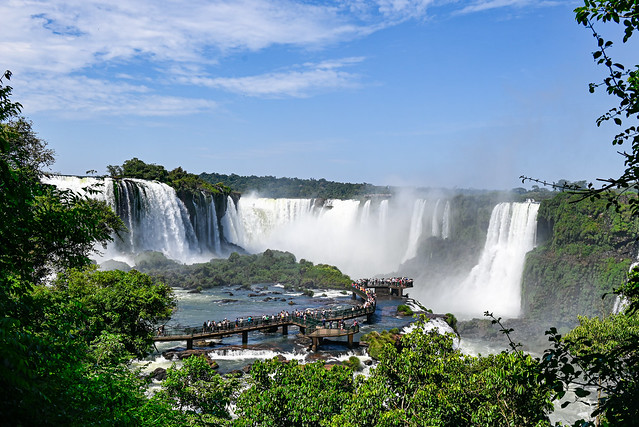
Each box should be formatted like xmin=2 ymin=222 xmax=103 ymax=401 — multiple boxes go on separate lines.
xmin=154 ymin=278 xmax=411 ymax=350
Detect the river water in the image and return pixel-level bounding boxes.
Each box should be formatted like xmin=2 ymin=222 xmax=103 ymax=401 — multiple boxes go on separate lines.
xmin=140 ymin=284 xmax=431 ymax=374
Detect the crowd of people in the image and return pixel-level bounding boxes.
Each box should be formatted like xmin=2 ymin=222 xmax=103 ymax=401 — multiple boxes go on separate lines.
xmin=355 ymin=277 xmax=414 ymax=288
xmin=157 ymin=278 xmax=401 ymax=336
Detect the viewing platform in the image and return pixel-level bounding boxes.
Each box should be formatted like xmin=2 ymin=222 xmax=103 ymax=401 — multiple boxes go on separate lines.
xmin=353 ymin=277 xmax=413 ymax=297
xmin=305 ymin=325 xmax=359 ymax=351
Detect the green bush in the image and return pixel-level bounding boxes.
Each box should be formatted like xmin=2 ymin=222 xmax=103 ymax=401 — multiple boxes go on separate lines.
xmin=397 ymin=304 xmax=413 ymax=316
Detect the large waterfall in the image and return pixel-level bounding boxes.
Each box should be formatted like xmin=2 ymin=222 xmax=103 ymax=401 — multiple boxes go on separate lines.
xmin=220 ymin=195 xmax=452 ymax=278
xmin=43 ymin=175 xmax=221 ymax=264
xmin=429 ymin=201 xmax=540 ymax=319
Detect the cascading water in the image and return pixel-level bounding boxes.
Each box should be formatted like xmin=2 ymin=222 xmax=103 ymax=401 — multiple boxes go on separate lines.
xmin=224 ymin=196 xmax=420 ymax=277
xmin=360 ymin=200 xmax=372 ymax=226
xmin=43 ymin=175 xmax=225 ymax=264
xmin=429 ymin=201 xmax=540 ymax=318
xmin=613 ymin=250 xmax=639 ymax=314
xmin=402 ymin=199 xmax=427 ymax=263
xmin=442 ymin=201 xmax=451 ymax=239
xmin=431 ymin=200 xmax=441 ymax=238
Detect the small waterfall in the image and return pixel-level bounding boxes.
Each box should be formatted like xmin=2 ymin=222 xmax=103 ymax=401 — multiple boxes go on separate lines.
xmin=613 ymin=251 xmax=639 ymax=314
xmin=360 ymin=200 xmax=372 ymax=226
xmin=612 ymin=296 xmax=629 ymax=315
xmin=442 ymin=201 xmax=451 ymax=239
xmin=191 ymin=191 xmax=221 ymax=254
xmin=402 ymin=199 xmax=427 ymax=263
xmin=378 ymin=199 xmax=389 ymax=233
xmin=431 ymin=199 xmax=441 ymax=238
xmin=449 ymin=201 xmax=540 ymax=318
xmin=221 ymin=196 xmax=243 ymax=246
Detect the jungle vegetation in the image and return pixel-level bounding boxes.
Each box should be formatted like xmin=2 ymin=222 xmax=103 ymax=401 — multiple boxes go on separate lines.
xmin=135 ymin=249 xmax=354 ymax=290
xmin=200 ymin=171 xmax=390 ymax=199
xmin=107 ymin=157 xmax=233 ymax=195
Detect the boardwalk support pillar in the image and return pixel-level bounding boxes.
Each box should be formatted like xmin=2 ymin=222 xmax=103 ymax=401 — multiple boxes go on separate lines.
xmin=186 ymin=338 xmax=193 ymax=350
xmin=299 ymin=326 xmax=305 ymax=334
xmin=367 ymin=312 xmax=373 ymax=323
xmin=242 ymin=331 xmax=248 ymax=344
xmin=348 ymin=333 xmax=354 ymax=348
xmin=351 ymin=292 xmax=357 ymax=300
xmin=282 ymin=325 xmax=288 ymax=335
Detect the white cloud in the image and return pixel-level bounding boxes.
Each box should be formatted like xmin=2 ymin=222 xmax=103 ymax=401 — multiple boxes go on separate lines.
xmin=456 ymin=0 xmax=560 ymax=15
xmin=14 ymin=74 xmax=217 ymax=117
xmin=0 ymin=0 xmax=559 ymax=116
xmin=184 ymin=57 xmax=364 ymax=97
xmin=1 ymin=0 xmax=372 ymax=76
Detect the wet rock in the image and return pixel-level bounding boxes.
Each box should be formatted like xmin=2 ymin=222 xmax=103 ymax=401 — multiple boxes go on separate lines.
xmin=149 ymin=367 xmax=167 ymax=381
xmin=219 ymin=299 xmax=238 ymax=304
xmin=162 ymin=349 xmax=219 ymax=369
xmin=364 ymin=359 xmax=373 ymax=366
xmin=248 ymin=293 xmax=261 ymax=297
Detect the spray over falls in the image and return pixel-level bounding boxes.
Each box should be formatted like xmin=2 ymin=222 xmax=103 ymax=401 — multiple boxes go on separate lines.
xmin=222 ymin=195 xmax=452 ymax=278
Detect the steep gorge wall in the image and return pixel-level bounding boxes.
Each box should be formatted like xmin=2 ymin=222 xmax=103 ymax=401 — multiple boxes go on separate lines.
xmin=521 ymin=193 xmax=639 ymax=326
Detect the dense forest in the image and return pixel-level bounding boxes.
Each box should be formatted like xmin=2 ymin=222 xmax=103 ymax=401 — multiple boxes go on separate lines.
xmin=200 ymin=171 xmax=391 ymax=199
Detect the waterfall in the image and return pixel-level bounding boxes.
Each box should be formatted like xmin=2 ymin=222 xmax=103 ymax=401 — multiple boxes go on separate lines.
xmin=191 ymin=191 xmax=221 ymax=255
xmin=224 ymin=196 xmax=415 ymax=277
xmin=221 ymin=196 xmax=243 ymax=246
xmin=446 ymin=201 xmax=540 ymax=318
xmin=613 ymin=250 xmax=639 ymax=314
xmin=402 ymin=199 xmax=427 ymax=263
xmin=360 ymin=200 xmax=372 ymax=226
xmin=43 ymin=175 xmax=224 ymax=264
xmin=379 ymin=199 xmax=389 ymax=234
xmin=431 ymin=200 xmax=441 ymax=238
xmin=442 ymin=201 xmax=451 ymax=239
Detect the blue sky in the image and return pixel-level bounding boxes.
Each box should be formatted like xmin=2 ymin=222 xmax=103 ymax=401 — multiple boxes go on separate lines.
xmin=1 ymin=0 xmax=631 ymax=189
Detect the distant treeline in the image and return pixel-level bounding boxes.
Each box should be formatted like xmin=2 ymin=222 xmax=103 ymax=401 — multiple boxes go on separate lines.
xmin=199 ymin=172 xmax=390 ymax=199
xmin=107 ymin=158 xmax=232 ymax=195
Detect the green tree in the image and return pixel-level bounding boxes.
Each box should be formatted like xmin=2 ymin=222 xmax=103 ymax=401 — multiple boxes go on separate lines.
xmin=234 ymin=358 xmax=356 ymax=427
xmin=334 ymin=317 xmax=553 ymax=427
xmin=155 ymin=355 xmax=237 ymax=425
xmin=0 ymin=72 xmax=177 ymax=424
xmin=45 ymin=267 xmax=175 ymax=358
